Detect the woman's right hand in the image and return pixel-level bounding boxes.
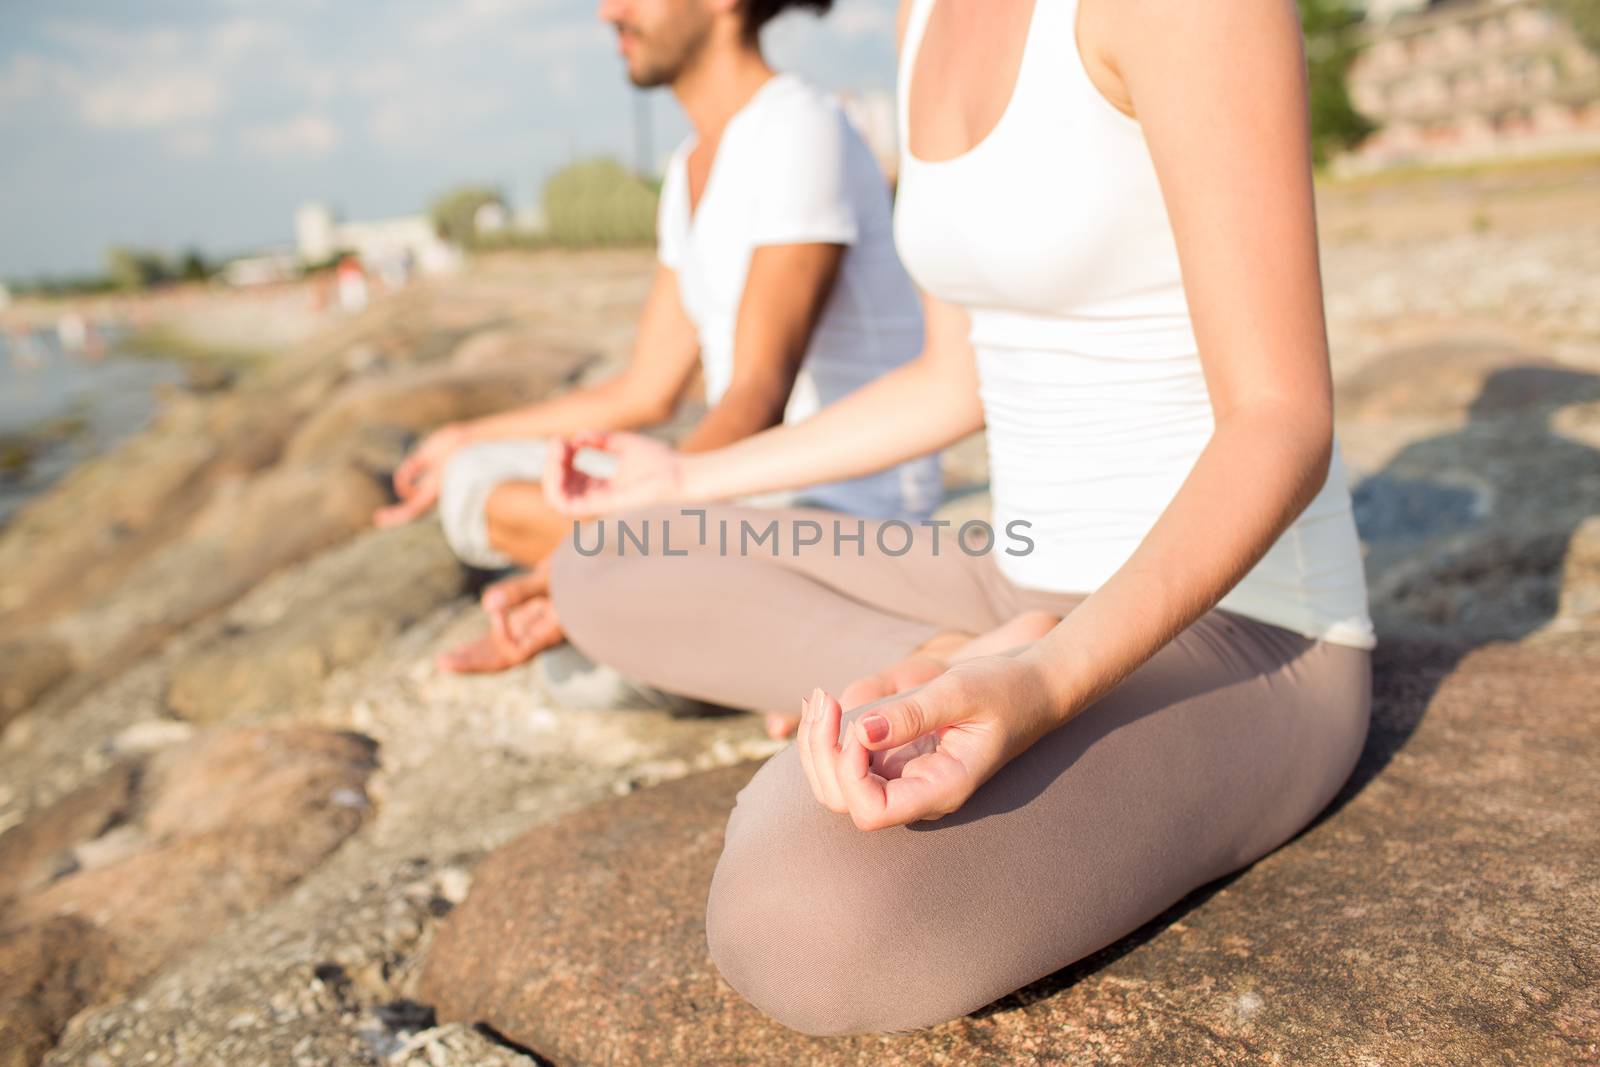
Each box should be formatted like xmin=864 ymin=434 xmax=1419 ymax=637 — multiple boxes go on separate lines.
xmin=543 ymin=430 xmax=688 ymax=518
xmin=373 ymin=422 xmax=472 ymax=527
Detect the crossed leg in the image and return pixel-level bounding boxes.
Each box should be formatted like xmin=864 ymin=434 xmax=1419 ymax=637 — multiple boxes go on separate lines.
xmin=549 ymin=503 xmax=1372 ymax=1035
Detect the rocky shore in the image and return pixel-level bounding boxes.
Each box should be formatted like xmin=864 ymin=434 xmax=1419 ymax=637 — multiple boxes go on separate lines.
xmin=2 ymin=168 xmax=1598 ymax=1065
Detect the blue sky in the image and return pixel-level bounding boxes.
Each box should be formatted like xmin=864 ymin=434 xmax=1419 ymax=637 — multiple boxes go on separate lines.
xmin=0 ymin=0 xmax=900 ymax=281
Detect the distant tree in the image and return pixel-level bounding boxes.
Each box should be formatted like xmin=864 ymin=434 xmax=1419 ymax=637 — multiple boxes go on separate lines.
xmin=542 ymin=158 xmax=658 ymax=248
xmin=1299 ymin=0 xmax=1377 ymax=166
xmin=429 ymin=185 xmax=507 ymax=247
xmin=178 ymin=248 xmax=211 ymax=282
xmin=104 ymin=246 xmax=172 ymax=292
xmin=1549 ymin=0 xmax=1600 ymax=53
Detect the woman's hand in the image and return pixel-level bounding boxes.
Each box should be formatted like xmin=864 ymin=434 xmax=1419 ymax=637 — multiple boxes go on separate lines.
xmin=374 ymin=422 xmax=472 ymax=527
xmin=542 ymin=430 xmax=688 ymax=518
xmin=796 ymin=654 xmax=1060 ymax=831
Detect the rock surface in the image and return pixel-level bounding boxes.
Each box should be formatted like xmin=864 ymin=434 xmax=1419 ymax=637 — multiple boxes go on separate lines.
xmin=0 ymin=727 xmax=377 ymax=1063
xmin=420 ymin=641 xmax=1599 ymax=1065
xmin=0 ymin=202 xmax=1595 ymax=1066
xmin=165 ymin=523 xmax=467 ymax=722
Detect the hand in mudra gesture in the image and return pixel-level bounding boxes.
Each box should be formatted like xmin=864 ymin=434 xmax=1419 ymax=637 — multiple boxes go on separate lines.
xmin=797 ymin=653 xmax=1058 ymax=831
xmin=542 ymin=430 xmax=686 ymax=519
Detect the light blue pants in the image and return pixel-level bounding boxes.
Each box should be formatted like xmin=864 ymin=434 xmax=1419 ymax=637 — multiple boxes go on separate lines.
xmin=438 ymin=440 xmax=550 ymax=570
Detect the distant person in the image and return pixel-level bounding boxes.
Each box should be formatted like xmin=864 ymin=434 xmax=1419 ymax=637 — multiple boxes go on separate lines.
xmin=374 ymin=0 xmax=940 ymax=723
xmin=335 ymin=256 xmax=369 ymax=313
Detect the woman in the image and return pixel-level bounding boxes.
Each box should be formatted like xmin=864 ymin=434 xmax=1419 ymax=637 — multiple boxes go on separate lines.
xmin=543 ymin=0 xmax=1375 ymax=1037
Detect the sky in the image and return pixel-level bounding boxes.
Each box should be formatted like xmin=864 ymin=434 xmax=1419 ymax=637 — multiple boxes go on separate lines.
xmin=0 ymin=0 xmax=901 ymax=281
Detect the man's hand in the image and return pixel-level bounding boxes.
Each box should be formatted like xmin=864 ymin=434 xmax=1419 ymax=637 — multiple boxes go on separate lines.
xmin=374 ymin=423 xmax=472 ymax=528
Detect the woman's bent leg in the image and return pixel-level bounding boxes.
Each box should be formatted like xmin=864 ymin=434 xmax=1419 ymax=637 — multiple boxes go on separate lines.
xmin=705 ymin=609 xmax=1372 ymax=1035
xmin=549 ymin=503 xmax=1011 ymax=712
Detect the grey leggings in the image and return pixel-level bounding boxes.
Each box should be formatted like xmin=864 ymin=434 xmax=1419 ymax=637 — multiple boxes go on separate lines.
xmin=549 ymin=503 xmax=1372 ymax=1035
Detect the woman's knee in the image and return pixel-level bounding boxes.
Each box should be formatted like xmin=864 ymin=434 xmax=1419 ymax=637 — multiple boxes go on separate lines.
xmin=547 ymin=531 xmax=623 ymax=650
xmin=702 ymin=756 xmax=944 ymax=1036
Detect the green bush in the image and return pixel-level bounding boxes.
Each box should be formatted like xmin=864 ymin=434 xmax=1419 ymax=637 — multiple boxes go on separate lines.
xmin=542 ymin=158 xmax=658 ymax=248
xmin=104 ymin=246 xmax=172 ymax=292
xmin=430 ymin=185 xmax=507 ymax=247
xmin=1300 ymin=0 xmax=1377 ymax=167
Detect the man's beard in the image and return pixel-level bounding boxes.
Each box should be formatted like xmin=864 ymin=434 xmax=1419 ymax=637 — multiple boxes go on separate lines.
xmin=620 ymin=21 xmax=709 ymax=89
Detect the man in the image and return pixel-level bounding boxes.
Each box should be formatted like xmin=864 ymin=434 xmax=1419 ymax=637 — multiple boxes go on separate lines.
xmin=375 ymin=0 xmax=939 ymax=721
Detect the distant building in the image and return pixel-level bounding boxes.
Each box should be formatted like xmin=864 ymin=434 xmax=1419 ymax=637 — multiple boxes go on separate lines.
xmin=1358 ymin=0 xmax=1431 ymax=22
xmin=1340 ymin=0 xmax=1600 ymax=172
xmin=220 ymin=251 xmax=302 ymax=288
xmin=293 ymin=202 xmax=460 ymax=277
xmin=474 ymin=200 xmax=510 ymax=236
xmin=512 ymin=202 xmax=549 ymax=237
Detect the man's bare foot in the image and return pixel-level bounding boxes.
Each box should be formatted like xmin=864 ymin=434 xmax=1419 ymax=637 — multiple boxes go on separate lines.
xmin=480 ymin=559 xmax=551 ymax=614
xmin=436 ymin=631 xmax=529 ymax=673
xmin=763 ymin=711 xmax=801 ymax=740
xmin=438 ymin=593 xmax=566 ymax=675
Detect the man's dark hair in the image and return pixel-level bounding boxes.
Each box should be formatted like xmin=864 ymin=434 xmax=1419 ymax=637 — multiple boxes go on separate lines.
xmin=742 ymin=0 xmax=834 ymax=41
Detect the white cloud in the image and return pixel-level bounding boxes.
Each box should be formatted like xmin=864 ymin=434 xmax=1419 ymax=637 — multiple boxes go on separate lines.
xmin=0 ymin=54 xmax=57 ymax=108
xmin=414 ymin=0 xmax=558 ymax=46
xmin=23 ymin=17 xmax=296 ymax=131
xmin=347 ymin=61 xmax=408 ymax=97
xmin=548 ymin=62 xmax=579 ymax=100
xmin=831 ymin=5 xmax=896 ymax=41
xmin=368 ymin=86 xmax=499 ymax=152
xmin=212 ymin=19 xmax=291 ymax=58
xmin=79 ymin=70 xmax=226 ymax=128
xmin=241 ymin=112 xmax=340 ymax=157
xmin=167 ymin=128 xmax=218 ymax=157
xmin=508 ymin=18 xmax=611 ymax=58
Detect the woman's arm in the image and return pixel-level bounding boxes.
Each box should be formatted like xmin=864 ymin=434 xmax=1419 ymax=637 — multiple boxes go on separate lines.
xmin=374 ymin=264 xmax=700 ymax=527
xmin=1018 ymin=0 xmax=1335 ymax=712
xmin=547 ymin=293 xmax=983 ymax=516
xmin=817 ymin=0 xmax=1342 ymax=829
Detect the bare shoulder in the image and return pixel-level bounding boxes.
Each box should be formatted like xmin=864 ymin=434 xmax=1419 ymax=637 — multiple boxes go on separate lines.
xmin=895 ymin=0 xmax=913 ymax=55
xmin=1085 ymin=0 xmax=1305 ymax=119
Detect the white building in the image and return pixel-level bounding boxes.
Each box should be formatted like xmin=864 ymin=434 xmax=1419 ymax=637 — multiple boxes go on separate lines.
xmin=293 ymin=202 xmax=461 ymax=277
xmin=220 ymin=251 xmax=301 ymax=288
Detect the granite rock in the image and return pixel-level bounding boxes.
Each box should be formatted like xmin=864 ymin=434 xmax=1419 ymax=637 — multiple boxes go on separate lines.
xmin=420 ymin=641 xmax=1599 ymax=1065
xmin=165 ymin=523 xmax=466 ymax=722
xmin=0 ymin=727 xmax=377 ymax=1066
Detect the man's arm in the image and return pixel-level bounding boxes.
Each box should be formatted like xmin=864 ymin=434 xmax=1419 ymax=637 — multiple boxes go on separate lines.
xmin=463 ymin=263 xmax=702 ymax=443
xmin=678 ymin=241 xmax=845 ymax=453
xmin=373 ymin=264 xmax=700 ymax=528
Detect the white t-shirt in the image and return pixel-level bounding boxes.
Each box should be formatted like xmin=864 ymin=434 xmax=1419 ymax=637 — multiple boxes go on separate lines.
xmin=657 ymin=72 xmax=942 ymax=521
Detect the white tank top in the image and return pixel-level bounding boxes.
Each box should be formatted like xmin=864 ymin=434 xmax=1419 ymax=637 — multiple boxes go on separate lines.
xmin=893 ymin=0 xmax=1375 ymax=649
